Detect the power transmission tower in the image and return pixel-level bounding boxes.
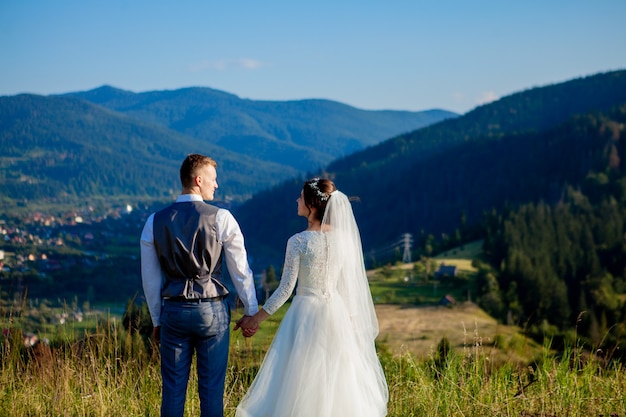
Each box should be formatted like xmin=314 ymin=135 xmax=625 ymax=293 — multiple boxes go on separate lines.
xmin=402 ymin=233 xmax=413 ymax=263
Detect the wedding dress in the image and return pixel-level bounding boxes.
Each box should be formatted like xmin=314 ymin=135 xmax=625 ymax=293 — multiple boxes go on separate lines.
xmin=236 ymin=191 xmax=388 ymax=417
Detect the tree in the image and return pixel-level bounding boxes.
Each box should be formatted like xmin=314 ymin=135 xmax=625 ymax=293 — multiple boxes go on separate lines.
xmin=475 ymin=269 xmax=505 ymax=320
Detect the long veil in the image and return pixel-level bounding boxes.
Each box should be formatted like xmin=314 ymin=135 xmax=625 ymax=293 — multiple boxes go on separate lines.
xmin=322 ymin=190 xmax=379 ymax=344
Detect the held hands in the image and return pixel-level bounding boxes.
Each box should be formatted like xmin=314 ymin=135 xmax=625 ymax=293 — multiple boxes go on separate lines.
xmin=234 ymin=315 xmax=259 ymax=338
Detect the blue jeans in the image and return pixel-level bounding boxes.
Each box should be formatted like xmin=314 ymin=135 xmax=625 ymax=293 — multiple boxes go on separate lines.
xmin=159 ymin=298 xmax=231 ymax=417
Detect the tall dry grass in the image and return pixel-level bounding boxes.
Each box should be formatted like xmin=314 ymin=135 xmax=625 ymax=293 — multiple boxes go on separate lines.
xmin=1 ymin=316 xmax=625 ymax=416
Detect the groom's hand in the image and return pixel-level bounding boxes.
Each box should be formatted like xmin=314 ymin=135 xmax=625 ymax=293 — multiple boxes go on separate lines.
xmin=242 ymin=326 xmax=258 ymax=337
xmin=234 ymin=315 xmax=259 ymax=337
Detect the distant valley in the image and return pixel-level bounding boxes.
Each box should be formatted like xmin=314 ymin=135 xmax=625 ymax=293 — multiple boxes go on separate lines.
xmin=2 ymin=70 xmax=626 ymax=352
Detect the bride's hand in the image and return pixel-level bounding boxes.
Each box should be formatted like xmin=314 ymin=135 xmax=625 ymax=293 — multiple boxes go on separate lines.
xmin=242 ymin=326 xmax=258 ymax=337
xmin=234 ymin=315 xmax=260 ymax=337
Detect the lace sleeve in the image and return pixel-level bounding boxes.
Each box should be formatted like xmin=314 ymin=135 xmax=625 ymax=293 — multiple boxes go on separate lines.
xmin=261 ymin=234 xmax=301 ymax=315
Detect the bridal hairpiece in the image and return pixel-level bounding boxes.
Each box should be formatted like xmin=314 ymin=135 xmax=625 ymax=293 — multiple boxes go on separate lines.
xmin=309 ymin=178 xmax=329 ymax=201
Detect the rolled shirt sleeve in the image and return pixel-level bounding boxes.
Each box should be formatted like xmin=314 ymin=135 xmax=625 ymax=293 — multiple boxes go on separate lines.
xmin=216 ymin=209 xmax=259 ymax=316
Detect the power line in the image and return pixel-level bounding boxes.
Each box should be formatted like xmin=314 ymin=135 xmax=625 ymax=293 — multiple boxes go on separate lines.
xmin=367 ymin=233 xmax=413 ymax=263
xmin=402 ymin=233 xmax=413 ymax=263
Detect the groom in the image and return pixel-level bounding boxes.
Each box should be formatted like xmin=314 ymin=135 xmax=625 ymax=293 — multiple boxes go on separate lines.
xmin=140 ymin=153 xmax=259 ymax=417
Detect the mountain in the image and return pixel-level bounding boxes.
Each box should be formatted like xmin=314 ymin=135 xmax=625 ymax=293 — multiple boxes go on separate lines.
xmin=329 ymin=70 xmax=626 ymax=174
xmin=64 ymin=86 xmax=458 ymax=171
xmin=0 ymin=94 xmax=296 ymax=203
xmin=232 ymin=70 xmax=626 ymax=267
xmin=0 ymin=87 xmax=456 ymax=204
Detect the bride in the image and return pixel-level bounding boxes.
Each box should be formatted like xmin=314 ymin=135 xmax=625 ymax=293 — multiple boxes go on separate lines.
xmin=234 ymin=178 xmax=388 ymax=417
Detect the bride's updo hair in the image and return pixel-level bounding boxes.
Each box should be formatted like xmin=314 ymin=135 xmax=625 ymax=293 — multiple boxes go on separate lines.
xmin=303 ymin=178 xmax=337 ymax=221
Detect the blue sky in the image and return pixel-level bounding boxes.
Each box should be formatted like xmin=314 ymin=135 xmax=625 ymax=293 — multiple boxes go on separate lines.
xmin=1 ymin=1 xmax=625 ymax=114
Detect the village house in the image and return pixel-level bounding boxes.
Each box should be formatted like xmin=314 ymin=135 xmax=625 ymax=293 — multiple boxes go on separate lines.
xmin=434 ymin=263 xmax=457 ymax=279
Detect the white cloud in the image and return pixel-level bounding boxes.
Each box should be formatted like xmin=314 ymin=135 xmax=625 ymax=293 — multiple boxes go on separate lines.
xmin=189 ymin=58 xmax=264 ymax=72
xmin=477 ymin=91 xmax=499 ymax=105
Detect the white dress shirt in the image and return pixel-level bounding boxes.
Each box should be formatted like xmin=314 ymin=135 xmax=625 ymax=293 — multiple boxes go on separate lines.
xmin=140 ymin=194 xmax=259 ymax=326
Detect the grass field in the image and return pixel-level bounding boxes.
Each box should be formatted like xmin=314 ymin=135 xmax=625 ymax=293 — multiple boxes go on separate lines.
xmin=435 ymin=240 xmax=485 ymax=265
xmin=1 ymin=310 xmax=625 ymax=417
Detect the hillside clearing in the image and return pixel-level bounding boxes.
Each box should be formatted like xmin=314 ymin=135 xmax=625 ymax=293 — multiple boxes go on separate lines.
xmin=375 ymin=302 xmax=539 ymax=364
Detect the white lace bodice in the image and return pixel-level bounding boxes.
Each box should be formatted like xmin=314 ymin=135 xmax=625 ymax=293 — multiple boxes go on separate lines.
xmin=262 ymin=231 xmax=336 ymax=315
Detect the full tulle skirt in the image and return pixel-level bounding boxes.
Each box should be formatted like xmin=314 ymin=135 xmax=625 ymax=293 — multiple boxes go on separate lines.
xmin=235 ymin=292 xmax=388 ymax=417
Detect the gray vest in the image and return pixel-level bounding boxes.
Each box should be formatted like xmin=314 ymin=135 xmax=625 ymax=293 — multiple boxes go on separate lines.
xmin=153 ymin=200 xmax=229 ymax=299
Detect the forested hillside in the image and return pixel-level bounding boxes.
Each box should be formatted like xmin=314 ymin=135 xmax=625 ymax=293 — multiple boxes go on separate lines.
xmin=234 ymin=70 xmax=626 ymax=263
xmin=330 ymin=70 xmax=626 ymax=173
xmin=65 ymin=85 xmax=457 ymax=171
xmin=0 ymin=94 xmax=293 ymax=203
xmin=477 ymin=106 xmax=626 ymax=347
